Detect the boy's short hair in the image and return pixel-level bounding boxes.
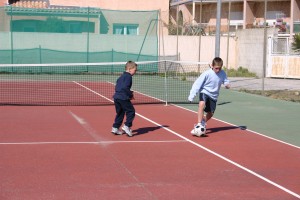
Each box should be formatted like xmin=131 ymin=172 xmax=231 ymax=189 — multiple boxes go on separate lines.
xmin=125 ymin=61 xmax=137 ymax=70
xmin=212 ymin=57 xmax=223 ymax=67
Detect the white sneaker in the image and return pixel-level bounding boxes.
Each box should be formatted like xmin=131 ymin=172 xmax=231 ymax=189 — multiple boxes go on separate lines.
xmin=111 ymin=127 xmax=123 ymax=135
xmin=122 ymin=125 xmax=133 ymax=137
xmin=190 ymin=123 xmax=206 ymax=137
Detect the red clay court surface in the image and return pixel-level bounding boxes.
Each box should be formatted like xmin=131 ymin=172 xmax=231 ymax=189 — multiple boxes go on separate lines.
xmin=1 ymin=103 xmax=300 ymax=200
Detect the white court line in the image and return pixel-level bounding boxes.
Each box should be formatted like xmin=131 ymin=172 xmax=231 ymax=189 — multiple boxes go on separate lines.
xmin=0 ymin=140 xmax=186 ymax=145
xmin=135 ymin=113 xmax=300 ymax=199
xmin=173 ymin=104 xmax=300 ymax=149
xmin=72 ymin=82 xmax=300 ymax=199
xmin=72 ymin=81 xmax=112 ymax=102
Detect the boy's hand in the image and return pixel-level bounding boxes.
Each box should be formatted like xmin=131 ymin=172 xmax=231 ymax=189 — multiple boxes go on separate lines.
xmin=130 ymin=91 xmax=135 ymax=100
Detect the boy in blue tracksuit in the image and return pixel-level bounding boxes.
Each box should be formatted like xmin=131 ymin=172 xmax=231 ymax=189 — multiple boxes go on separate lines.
xmin=111 ymin=61 xmax=137 ymax=137
xmin=188 ymin=57 xmax=230 ymax=136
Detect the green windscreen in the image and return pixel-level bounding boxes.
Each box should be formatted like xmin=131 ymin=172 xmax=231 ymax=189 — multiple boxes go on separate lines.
xmin=0 ymin=6 xmax=159 ymax=64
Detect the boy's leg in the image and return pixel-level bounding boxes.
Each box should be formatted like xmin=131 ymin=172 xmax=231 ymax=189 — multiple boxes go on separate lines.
xmin=198 ymin=93 xmax=209 ymax=124
xmin=190 ymin=93 xmax=207 ymax=136
xmin=119 ymin=100 xmax=135 ymax=137
xmin=191 ymin=100 xmax=206 ymax=136
xmin=204 ymin=97 xmax=216 ymax=123
xmin=198 ymin=101 xmax=206 ymax=123
xmin=123 ymin=100 xmax=135 ymax=127
xmin=205 ymin=112 xmax=213 ymax=122
xmin=113 ymin=99 xmax=125 ymax=128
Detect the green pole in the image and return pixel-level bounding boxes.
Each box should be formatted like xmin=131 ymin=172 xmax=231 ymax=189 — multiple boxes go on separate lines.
xmin=10 ymin=6 xmax=14 ymax=65
xmin=111 ymin=48 xmax=114 ymax=74
xmin=39 ymin=45 xmax=42 ymax=64
xmin=87 ymin=7 xmax=90 ymax=64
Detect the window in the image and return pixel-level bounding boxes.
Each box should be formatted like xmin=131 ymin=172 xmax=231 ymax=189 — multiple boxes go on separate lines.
xmin=23 ymin=26 xmax=36 ymax=32
xmin=69 ymin=23 xmax=81 ymax=33
xmin=113 ymin=24 xmax=139 ymax=35
xmin=230 ymin=12 xmax=243 ymax=20
xmin=12 ymin=20 xmax=37 ymax=32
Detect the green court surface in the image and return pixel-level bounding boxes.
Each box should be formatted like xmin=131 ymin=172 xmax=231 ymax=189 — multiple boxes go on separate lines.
xmin=179 ymin=88 xmax=300 ymax=147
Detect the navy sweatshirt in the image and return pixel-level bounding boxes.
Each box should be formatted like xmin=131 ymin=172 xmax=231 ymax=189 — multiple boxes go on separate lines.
xmin=113 ymin=72 xmax=133 ymax=100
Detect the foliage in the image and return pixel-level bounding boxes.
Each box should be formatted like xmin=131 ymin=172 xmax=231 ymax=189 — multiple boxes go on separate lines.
xmin=239 ymin=89 xmax=300 ymax=103
xmin=224 ymin=66 xmax=257 ymax=77
xmin=39 ymin=17 xmax=66 ymax=33
xmin=291 ymin=33 xmax=300 ymax=51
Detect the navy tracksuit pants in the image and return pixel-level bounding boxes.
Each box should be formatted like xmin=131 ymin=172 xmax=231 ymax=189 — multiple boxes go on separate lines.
xmin=113 ymin=99 xmax=135 ymax=128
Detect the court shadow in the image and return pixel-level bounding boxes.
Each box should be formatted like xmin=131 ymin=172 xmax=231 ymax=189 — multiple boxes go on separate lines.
xmin=206 ymin=125 xmax=247 ymax=134
xmin=217 ymin=101 xmax=231 ymax=106
xmin=133 ymin=125 xmax=169 ymax=136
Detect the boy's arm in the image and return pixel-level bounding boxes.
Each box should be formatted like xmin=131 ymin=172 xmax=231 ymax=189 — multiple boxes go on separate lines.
xmin=223 ymin=72 xmax=230 ymax=89
xmin=224 ymin=78 xmax=230 ymax=89
xmin=188 ymin=74 xmax=205 ymax=102
xmin=123 ymin=75 xmax=133 ymax=99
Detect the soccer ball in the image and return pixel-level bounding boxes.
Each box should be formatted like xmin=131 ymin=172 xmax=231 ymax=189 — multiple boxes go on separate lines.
xmin=191 ymin=124 xmax=206 ymax=137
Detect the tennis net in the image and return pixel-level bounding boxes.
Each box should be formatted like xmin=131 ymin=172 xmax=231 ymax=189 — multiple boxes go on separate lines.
xmin=0 ymin=61 xmax=210 ymax=106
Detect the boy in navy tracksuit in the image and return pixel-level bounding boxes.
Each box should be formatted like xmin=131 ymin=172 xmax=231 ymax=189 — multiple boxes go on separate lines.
xmin=111 ymin=61 xmax=137 ymax=137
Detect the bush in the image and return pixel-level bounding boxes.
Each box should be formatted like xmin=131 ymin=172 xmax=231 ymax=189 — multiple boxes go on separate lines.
xmin=292 ymin=33 xmax=300 ymax=51
xmin=224 ymin=66 xmax=257 ymax=77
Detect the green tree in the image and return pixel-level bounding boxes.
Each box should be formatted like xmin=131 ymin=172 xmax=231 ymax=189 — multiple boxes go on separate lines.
xmin=39 ymin=17 xmax=66 ymax=33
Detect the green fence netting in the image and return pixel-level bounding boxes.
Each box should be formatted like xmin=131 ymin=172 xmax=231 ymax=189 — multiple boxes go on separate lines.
xmin=0 ymin=6 xmax=159 ymax=64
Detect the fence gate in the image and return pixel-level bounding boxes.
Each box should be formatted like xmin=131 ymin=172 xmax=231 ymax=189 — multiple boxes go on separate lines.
xmin=267 ymin=36 xmax=300 ymax=79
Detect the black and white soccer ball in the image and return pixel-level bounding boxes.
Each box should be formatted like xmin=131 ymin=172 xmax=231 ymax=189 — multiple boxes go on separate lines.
xmin=191 ymin=124 xmax=206 ymax=137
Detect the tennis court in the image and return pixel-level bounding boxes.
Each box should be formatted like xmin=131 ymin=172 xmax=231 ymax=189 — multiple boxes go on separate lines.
xmin=1 ymin=61 xmax=299 ymax=199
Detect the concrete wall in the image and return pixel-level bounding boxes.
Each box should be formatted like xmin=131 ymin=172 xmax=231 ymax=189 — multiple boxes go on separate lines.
xmin=236 ymin=28 xmax=277 ymax=77
xmin=160 ymin=35 xmax=237 ymax=69
xmin=161 ymin=28 xmax=283 ymax=78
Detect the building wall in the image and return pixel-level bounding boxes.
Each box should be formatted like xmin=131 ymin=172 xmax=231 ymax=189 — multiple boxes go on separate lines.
xmin=293 ymin=0 xmax=300 ymax=21
xmin=0 ymin=0 xmax=7 ymax=6
xmin=49 ymin=0 xmax=168 ymax=12
xmin=245 ymin=1 xmax=254 ymax=27
xmin=0 ymin=6 xmax=9 ymax=31
xmin=50 ymin=0 xmax=169 ymax=26
xmin=49 ymin=0 xmax=101 ymax=7
xmin=175 ymin=1 xmax=292 ymax=33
